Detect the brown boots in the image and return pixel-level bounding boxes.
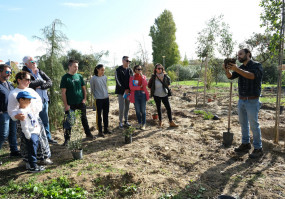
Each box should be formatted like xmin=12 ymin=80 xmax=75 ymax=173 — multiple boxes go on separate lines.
xmin=159 ymin=120 xmax=178 ymax=127
xmin=169 ymin=121 xmax=178 ymax=127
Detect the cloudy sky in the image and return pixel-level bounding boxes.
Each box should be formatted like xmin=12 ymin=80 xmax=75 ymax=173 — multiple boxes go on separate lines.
xmin=0 ymin=0 xmax=264 ymax=66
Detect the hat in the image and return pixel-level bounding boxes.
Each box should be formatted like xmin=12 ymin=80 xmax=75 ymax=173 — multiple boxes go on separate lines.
xmin=16 ymin=91 xmax=36 ymax=99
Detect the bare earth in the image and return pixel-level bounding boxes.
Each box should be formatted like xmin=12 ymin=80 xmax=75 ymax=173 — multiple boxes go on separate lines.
xmin=1 ymin=85 xmax=285 ymax=198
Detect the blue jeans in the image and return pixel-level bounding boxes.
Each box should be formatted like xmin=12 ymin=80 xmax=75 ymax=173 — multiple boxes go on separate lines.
xmin=0 ymin=112 xmax=18 ymax=152
xmin=26 ymin=133 xmax=39 ymax=168
xmin=237 ymin=99 xmax=262 ymax=149
xmin=134 ymin=91 xmax=146 ymax=125
xmin=39 ymin=101 xmax=51 ymax=140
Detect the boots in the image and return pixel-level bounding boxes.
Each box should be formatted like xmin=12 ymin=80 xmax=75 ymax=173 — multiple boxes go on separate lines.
xmin=62 ymin=129 xmax=71 ymax=146
xmin=158 ymin=121 xmax=162 ymax=127
xmin=169 ymin=121 xmax=178 ymax=127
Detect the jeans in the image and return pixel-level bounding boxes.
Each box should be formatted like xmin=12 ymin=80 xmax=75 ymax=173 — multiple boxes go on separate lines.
xmin=238 ymin=99 xmax=262 ymax=149
xmin=118 ymin=94 xmax=130 ymax=123
xmin=0 ymin=112 xmax=18 ymax=152
xmin=153 ymin=95 xmax=173 ymax=121
xmin=95 ymin=98 xmax=110 ymax=133
xmin=26 ymin=133 xmax=39 ymax=168
xmin=69 ymin=103 xmax=91 ymax=135
xmin=134 ymin=91 xmax=146 ymax=125
xmin=39 ymin=101 xmax=51 ymax=140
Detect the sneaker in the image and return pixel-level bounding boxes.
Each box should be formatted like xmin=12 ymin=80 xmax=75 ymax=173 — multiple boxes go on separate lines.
xmin=48 ymin=139 xmax=58 ymax=144
xmin=119 ymin=123 xmax=124 ymax=129
xmin=98 ymin=132 xmax=105 ymax=138
xmin=135 ymin=124 xmax=141 ymax=129
xmin=234 ymin=143 xmax=251 ymax=153
xmin=10 ymin=151 xmax=21 ymax=157
xmin=86 ymin=133 xmax=94 ymax=139
xmin=124 ymin=121 xmax=132 ymax=127
xmin=249 ymin=148 xmax=263 ymax=159
xmin=104 ymin=129 xmax=112 ymax=134
xmin=39 ymin=158 xmax=53 ymax=165
xmin=141 ymin=124 xmax=146 ymax=130
xmin=28 ymin=165 xmax=45 ymax=173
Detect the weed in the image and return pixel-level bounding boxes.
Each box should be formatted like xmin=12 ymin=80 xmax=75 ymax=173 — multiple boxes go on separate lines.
xmin=194 ymin=110 xmax=214 ymax=120
xmin=119 ymin=184 xmax=138 ymax=197
xmin=0 ymin=176 xmax=88 ymax=198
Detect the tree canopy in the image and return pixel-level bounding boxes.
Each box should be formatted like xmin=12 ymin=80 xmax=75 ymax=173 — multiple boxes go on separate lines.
xmin=149 ymin=9 xmax=181 ymax=69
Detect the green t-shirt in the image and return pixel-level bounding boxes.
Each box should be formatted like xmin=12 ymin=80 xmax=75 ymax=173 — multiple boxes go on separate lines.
xmin=60 ymin=73 xmax=85 ymax=105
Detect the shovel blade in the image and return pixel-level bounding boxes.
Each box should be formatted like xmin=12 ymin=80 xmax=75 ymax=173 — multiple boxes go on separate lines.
xmin=223 ymin=131 xmax=233 ymax=147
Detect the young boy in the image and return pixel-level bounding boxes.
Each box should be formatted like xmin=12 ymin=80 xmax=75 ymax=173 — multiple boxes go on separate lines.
xmin=16 ymin=91 xmax=45 ymax=172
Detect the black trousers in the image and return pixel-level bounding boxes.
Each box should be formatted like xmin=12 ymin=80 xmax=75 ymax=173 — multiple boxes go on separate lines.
xmin=153 ymin=95 xmax=172 ymax=122
xmin=95 ymin=98 xmax=109 ymax=133
xmin=69 ymin=103 xmax=91 ymax=135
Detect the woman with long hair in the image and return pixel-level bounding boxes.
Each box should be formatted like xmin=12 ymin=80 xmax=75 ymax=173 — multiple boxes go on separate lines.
xmin=90 ymin=64 xmax=111 ymax=137
xmin=148 ymin=63 xmax=178 ymax=128
xmin=7 ymin=71 xmax=52 ymax=170
xmin=129 ymin=65 xmax=149 ymax=130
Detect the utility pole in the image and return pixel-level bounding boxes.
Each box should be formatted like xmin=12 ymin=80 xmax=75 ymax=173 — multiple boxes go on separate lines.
xmin=162 ymin=56 xmax=165 ymax=67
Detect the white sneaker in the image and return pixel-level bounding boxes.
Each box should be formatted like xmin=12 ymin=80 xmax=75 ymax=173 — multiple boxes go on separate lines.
xmin=40 ymin=158 xmax=53 ymax=165
xmin=141 ymin=124 xmax=146 ymax=130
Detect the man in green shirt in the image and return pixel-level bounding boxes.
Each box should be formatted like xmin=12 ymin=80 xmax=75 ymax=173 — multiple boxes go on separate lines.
xmin=60 ymin=59 xmax=93 ymax=145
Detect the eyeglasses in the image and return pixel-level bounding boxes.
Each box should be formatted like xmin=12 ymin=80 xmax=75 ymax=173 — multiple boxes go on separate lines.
xmin=136 ymin=69 xmax=142 ymax=71
xmin=5 ymin=71 xmax=12 ymax=75
xmin=30 ymin=61 xmax=36 ymax=64
xmin=24 ymin=78 xmax=31 ymax=82
xmin=157 ymin=68 xmax=163 ymax=70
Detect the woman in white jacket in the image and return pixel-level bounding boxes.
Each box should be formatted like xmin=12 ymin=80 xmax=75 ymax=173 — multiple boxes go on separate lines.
xmin=8 ymin=71 xmax=52 ymax=168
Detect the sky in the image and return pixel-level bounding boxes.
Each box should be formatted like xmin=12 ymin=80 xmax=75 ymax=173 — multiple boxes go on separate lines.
xmin=0 ymin=0 xmax=264 ymax=66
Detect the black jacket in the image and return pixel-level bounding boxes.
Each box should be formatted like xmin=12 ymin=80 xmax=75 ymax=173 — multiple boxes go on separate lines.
xmin=115 ymin=66 xmax=133 ymax=95
xmin=148 ymin=74 xmax=171 ymax=97
xmin=22 ymin=66 xmax=52 ymax=90
xmin=0 ymin=81 xmax=14 ymax=112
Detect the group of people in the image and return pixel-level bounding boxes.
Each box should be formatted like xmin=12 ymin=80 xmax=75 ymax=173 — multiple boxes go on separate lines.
xmin=0 ymin=48 xmax=264 ymax=173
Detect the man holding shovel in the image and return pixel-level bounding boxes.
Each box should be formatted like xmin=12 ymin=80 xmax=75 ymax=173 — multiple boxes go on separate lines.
xmin=223 ymin=48 xmax=263 ymax=159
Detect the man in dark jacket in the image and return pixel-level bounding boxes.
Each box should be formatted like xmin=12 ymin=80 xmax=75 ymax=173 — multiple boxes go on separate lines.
xmin=224 ymin=49 xmax=263 ymax=159
xmin=0 ymin=64 xmax=20 ymax=162
xmin=22 ymin=56 xmax=57 ymax=144
xmin=115 ymin=56 xmax=133 ymax=128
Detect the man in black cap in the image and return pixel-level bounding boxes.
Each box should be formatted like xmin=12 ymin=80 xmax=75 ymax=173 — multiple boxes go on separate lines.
xmin=115 ymin=56 xmax=133 ymax=128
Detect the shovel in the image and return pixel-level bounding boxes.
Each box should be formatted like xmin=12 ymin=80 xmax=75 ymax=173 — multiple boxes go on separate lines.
xmin=223 ymin=82 xmax=234 ymax=147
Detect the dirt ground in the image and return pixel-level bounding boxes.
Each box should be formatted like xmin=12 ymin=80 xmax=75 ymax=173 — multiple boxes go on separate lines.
xmin=1 ymin=85 xmax=285 ymax=198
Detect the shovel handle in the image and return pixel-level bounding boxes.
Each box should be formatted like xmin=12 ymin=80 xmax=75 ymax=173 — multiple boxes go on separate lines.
xmin=228 ymin=82 xmax=233 ymax=130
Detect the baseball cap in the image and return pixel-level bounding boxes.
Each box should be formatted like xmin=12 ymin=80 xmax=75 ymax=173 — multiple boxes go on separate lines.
xmin=16 ymin=91 xmax=36 ymax=99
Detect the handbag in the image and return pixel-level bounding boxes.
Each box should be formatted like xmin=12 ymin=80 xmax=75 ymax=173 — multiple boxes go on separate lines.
xmin=156 ymin=75 xmax=172 ymax=96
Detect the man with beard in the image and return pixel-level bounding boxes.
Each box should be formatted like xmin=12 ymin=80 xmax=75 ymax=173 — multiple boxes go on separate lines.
xmin=223 ymin=49 xmax=263 ymax=159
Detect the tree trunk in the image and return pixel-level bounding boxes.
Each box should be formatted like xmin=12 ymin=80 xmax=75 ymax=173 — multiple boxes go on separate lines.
xmin=274 ymin=0 xmax=285 ymax=144
xmin=203 ymin=55 xmax=208 ymax=106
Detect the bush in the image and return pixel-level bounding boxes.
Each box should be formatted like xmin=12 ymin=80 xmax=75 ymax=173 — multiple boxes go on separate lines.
xmin=167 ymin=70 xmax=177 ymax=82
xmin=166 ymin=64 xmax=199 ymax=81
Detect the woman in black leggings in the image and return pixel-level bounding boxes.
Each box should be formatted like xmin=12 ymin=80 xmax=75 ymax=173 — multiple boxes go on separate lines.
xmin=148 ymin=63 xmax=178 ymax=128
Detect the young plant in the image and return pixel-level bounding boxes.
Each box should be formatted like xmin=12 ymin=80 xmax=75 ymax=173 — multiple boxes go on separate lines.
xmin=123 ymin=126 xmax=135 ymax=138
xmin=67 ymin=110 xmax=83 ymax=151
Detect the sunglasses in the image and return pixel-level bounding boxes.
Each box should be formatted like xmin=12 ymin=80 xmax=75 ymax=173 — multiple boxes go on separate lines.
xmin=30 ymin=61 xmax=36 ymax=64
xmin=5 ymin=71 xmax=12 ymax=75
xmin=157 ymin=68 xmax=163 ymax=70
xmin=136 ymin=69 xmax=142 ymax=71
xmin=24 ymin=78 xmax=31 ymax=82
xmin=124 ymin=59 xmax=131 ymax=63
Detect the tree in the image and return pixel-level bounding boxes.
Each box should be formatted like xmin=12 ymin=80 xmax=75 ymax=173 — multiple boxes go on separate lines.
xmin=260 ymin=0 xmax=285 ymax=144
xmin=149 ymin=9 xmax=181 ymax=69
xmin=196 ymin=15 xmax=223 ymax=105
xmin=34 ymin=19 xmax=67 ymax=129
xmin=182 ymin=54 xmax=189 ymax=66
xmin=218 ymin=22 xmax=235 ymax=58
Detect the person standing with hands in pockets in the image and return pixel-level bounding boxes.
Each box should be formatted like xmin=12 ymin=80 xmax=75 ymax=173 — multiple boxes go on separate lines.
xmin=115 ymin=56 xmax=133 ymax=129
xmin=129 ymin=65 xmax=149 ymax=130
xmin=148 ymin=63 xmax=178 ymax=128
